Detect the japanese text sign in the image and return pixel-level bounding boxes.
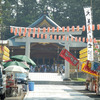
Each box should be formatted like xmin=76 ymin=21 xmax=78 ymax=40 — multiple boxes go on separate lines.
xmin=84 ymin=7 xmax=94 ymax=61
xmin=59 ymin=49 xmax=79 ymax=66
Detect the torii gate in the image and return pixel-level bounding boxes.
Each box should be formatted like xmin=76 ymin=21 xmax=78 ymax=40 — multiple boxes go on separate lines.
xmin=10 ymin=26 xmax=86 ymax=80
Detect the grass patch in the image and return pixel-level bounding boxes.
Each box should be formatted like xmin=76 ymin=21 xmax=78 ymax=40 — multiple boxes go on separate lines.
xmin=72 ymin=78 xmax=86 ymax=82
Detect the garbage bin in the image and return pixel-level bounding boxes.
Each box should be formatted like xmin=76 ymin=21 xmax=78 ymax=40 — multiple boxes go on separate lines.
xmin=28 ymin=81 xmax=34 ymax=91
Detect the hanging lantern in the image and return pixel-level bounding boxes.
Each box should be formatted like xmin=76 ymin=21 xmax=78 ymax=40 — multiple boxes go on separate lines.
xmin=38 ymin=28 xmax=40 ymax=33
xmin=45 ymin=34 xmax=47 ymax=39
xmin=82 ymin=25 xmax=85 ymax=31
xmin=28 ymin=28 xmax=31 ymax=37
xmin=54 ymin=35 xmax=57 ymax=40
xmin=59 ymin=36 xmax=61 ymax=40
xmin=52 ymin=27 xmax=55 ymax=32
xmin=92 ymin=25 xmax=95 ymax=31
xmin=33 ymin=28 xmax=36 ymax=33
xmin=66 ymin=36 xmax=69 ymax=41
xmin=37 ymin=33 xmax=39 ymax=38
xmin=10 ymin=27 xmax=13 ymax=33
xmin=86 ymin=38 xmax=88 ymax=42
xmin=63 ymin=36 xmax=65 ymax=40
xmin=19 ymin=27 xmax=22 ymax=36
xmin=77 ymin=26 xmax=79 ymax=31
xmin=79 ymin=37 xmax=81 ymax=42
xmin=97 ymin=24 xmax=100 ymax=30
xmin=82 ymin=37 xmax=85 ymax=42
xmin=50 ymin=35 xmax=52 ymax=39
xmin=14 ymin=27 xmax=17 ymax=36
xmin=67 ymin=26 xmax=69 ymax=32
xmin=43 ymin=27 xmax=46 ymax=33
xmin=57 ymin=27 xmax=59 ymax=32
xmin=47 ymin=27 xmax=50 ymax=32
xmin=75 ymin=37 xmax=77 ymax=42
xmin=41 ymin=34 xmax=43 ymax=39
xmin=33 ymin=33 xmax=35 ymax=38
xmin=71 ymin=36 xmax=73 ymax=41
xmin=62 ymin=27 xmax=65 ymax=32
xmin=23 ymin=28 xmax=27 ymax=36
xmin=72 ymin=26 xmax=74 ymax=32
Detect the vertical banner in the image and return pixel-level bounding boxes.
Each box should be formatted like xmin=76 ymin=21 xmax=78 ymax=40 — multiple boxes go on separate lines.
xmin=84 ymin=7 xmax=94 ymax=61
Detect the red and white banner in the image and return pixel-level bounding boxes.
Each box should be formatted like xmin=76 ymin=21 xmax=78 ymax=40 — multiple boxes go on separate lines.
xmin=59 ymin=49 xmax=79 ymax=66
xmin=84 ymin=7 xmax=94 ymax=61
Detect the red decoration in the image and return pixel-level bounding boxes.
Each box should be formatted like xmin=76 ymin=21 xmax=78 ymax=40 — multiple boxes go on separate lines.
xmin=62 ymin=27 xmax=65 ymax=32
xmin=59 ymin=49 xmax=79 ymax=66
xmin=10 ymin=27 xmax=13 ymax=33
xmin=57 ymin=27 xmax=59 ymax=32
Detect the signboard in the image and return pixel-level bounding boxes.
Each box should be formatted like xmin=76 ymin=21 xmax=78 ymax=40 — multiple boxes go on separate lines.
xmin=79 ymin=48 xmax=87 ymax=62
xmin=84 ymin=7 xmax=94 ymax=61
xmin=59 ymin=49 xmax=79 ymax=66
xmin=0 ymin=45 xmax=10 ymax=61
xmin=81 ymin=60 xmax=98 ymax=76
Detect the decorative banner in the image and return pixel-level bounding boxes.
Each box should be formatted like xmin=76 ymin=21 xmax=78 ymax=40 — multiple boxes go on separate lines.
xmin=59 ymin=49 xmax=79 ymax=66
xmin=91 ymin=62 xmax=100 ymax=72
xmin=81 ymin=60 xmax=98 ymax=76
xmin=84 ymin=7 xmax=94 ymax=61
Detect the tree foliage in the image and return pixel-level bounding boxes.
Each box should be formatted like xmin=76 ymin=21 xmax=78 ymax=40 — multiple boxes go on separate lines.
xmin=1 ymin=0 xmax=100 ymax=39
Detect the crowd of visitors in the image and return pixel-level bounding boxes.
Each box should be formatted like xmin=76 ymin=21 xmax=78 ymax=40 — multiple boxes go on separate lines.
xmin=30 ymin=64 xmax=65 ymax=73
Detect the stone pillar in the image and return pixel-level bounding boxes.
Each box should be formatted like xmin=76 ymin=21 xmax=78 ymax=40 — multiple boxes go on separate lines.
xmin=63 ymin=36 xmax=70 ymax=81
xmin=25 ymin=34 xmax=30 ymax=58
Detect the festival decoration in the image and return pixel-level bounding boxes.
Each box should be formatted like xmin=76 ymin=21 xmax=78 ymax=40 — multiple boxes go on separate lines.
xmin=59 ymin=49 xmax=79 ymax=66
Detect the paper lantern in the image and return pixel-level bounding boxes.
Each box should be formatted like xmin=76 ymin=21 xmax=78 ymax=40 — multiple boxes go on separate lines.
xmin=45 ymin=34 xmax=47 ymax=39
xmin=97 ymin=24 xmax=100 ymax=30
xmin=72 ymin=26 xmax=74 ymax=32
xmin=75 ymin=37 xmax=77 ymax=42
xmin=71 ymin=37 xmax=73 ymax=41
xmin=28 ymin=28 xmax=31 ymax=37
xmin=50 ymin=35 xmax=52 ymax=39
xmin=82 ymin=25 xmax=85 ymax=31
xmin=33 ymin=28 xmax=36 ymax=33
xmin=14 ymin=28 xmax=17 ymax=36
xmin=23 ymin=28 xmax=27 ymax=36
xmin=10 ymin=27 xmax=13 ymax=33
xmin=54 ymin=35 xmax=57 ymax=40
xmin=86 ymin=38 xmax=88 ymax=42
xmin=79 ymin=37 xmax=81 ymax=42
xmin=62 ymin=27 xmax=65 ymax=32
xmin=59 ymin=36 xmax=61 ymax=40
xmin=63 ymin=36 xmax=65 ymax=40
xmin=43 ymin=27 xmax=46 ymax=33
xmin=66 ymin=36 xmax=69 ymax=41
xmin=92 ymin=25 xmax=95 ymax=31
xmin=67 ymin=26 xmax=69 ymax=32
xmin=77 ymin=26 xmax=79 ymax=31
xmin=19 ymin=27 xmax=22 ymax=36
xmin=47 ymin=27 xmax=50 ymax=32
xmin=82 ymin=37 xmax=85 ymax=42
xmin=38 ymin=28 xmax=40 ymax=33
xmin=57 ymin=27 xmax=59 ymax=32
xmin=37 ymin=33 xmax=39 ymax=38
xmin=52 ymin=27 xmax=55 ymax=32
xmin=33 ymin=33 xmax=35 ymax=38
xmin=41 ymin=34 xmax=43 ymax=39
